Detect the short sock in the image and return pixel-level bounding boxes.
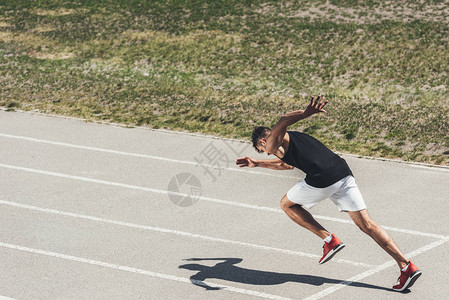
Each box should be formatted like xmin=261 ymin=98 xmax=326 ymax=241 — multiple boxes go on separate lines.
xmin=323 ymin=234 xmax=333 ymax=243
xmin=402 ymin=263 xmax=409 ymax=272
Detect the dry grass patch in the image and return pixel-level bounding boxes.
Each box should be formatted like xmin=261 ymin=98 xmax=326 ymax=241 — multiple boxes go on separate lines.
xmin=28 ymin=50 xmax=75 ymax=60
xmin=0 ymin=31 xmax=51 ymax=47
xmin=31 ymin=8 xmax=81 ymax=17
xmin=31 ymin=25 xmax=55 ymax=34
xmin=0 ymin=30 xmax=75 ymax=60
xmin=257 ymin=1 xmax=449 ymax=24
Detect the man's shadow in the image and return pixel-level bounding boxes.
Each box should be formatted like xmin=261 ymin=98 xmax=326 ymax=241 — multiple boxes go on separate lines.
xmin=179 ymin=258 xmax=398 ymax=292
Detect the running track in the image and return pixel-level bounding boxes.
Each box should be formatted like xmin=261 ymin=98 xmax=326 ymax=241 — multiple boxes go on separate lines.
xmin=0 ymin=109 xmax=448 ymax=299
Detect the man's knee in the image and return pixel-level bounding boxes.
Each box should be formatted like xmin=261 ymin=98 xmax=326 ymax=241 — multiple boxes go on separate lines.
xmin=357 ymin=220 xmax=372 ymax=234
xmin=354 ymin=216 xmax=375 ymax=234
xmin=280 ymin=194 xmax=298 ymax=212
xmin=349 ymin=210 xmax=376 ymax=234
xmin=280 ymin=195 xmax=289 ymax=211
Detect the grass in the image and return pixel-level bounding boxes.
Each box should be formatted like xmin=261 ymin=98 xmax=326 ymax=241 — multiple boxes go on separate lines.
xmin=1 ymin=0 xmax=448 ymax=164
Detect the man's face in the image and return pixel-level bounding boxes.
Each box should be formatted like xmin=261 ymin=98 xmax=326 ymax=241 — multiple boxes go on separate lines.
xmin=256 ymin=138 xmax=269 ymax=154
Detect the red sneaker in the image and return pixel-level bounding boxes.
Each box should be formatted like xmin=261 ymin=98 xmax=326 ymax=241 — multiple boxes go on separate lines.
xmin=319 ymin=234 xmax=345 ymax=264
xmin=392 ymin=261 xmax=422 ymax=292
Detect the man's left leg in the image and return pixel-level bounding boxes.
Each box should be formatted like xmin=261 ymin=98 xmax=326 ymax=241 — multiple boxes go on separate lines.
xmin=348 ymin=209 xmax=408 ymax=268
xmin=348 ymin=209 xmax=422 ymax=291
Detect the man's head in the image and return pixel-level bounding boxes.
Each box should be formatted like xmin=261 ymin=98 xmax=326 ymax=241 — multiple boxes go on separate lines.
xmin=251 ymin=126 xmax=271 ymax=154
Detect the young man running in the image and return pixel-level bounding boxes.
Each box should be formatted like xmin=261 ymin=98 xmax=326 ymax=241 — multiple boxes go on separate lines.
xmin=235 ymin=96 xmax=421 ymax=292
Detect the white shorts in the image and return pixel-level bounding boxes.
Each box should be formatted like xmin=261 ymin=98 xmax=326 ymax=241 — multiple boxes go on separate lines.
xmin=286 ymin=175 xmax=367 ymax=212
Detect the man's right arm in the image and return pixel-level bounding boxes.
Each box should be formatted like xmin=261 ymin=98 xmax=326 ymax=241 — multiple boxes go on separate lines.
xmin=236 ymin=157 xmax=294 ymax=170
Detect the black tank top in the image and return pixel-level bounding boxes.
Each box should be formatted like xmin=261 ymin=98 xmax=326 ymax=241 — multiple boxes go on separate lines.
xmin=280 ymin=131 xmax=353 ymax=188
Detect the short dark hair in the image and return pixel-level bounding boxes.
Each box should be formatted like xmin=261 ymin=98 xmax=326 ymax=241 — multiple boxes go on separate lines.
xmin=251 ymin=126 xmax=271 ymax=153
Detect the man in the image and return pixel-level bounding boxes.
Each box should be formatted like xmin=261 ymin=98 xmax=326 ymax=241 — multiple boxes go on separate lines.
xmin=235 ymin=96 xmax=421 ymax=292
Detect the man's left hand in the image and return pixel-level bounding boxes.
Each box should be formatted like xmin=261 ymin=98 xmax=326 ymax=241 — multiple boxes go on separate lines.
xmin=303 ymin=95 xmax=328 ymax=117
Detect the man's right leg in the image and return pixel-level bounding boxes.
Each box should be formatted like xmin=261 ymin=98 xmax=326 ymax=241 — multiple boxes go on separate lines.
xmin=280 ymin=194 xmax=330 ymax=239
xmin=280 ymin=194 xmax=345 ymax=264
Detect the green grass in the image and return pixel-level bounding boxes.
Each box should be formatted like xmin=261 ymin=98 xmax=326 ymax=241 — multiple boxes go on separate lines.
xmin=1 ymin=0 xmax=448 ymax=164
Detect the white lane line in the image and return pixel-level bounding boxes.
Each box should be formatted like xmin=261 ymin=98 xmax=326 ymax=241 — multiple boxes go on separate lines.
xmin=313 ymin=215 xmax=446 ymax=239
xmin=0 ymin=200 xmax=374 ymax=269
xmin=2 ymin=109 xmax=449 ymax=172
xmin=0 ymin=296 xmax=17 ymax=300
xmin=0 ymin=162 xmax=445 ymax=240
xmin=303 ymin=236 xmax=449 ymax=300
xmin=0 ymin=242 xmax=290 ymax=300
xmin=0 ymin=133 xmax=297 ymax=179
xmin=339 ymin=152 xmax=449 ymax=171
xmin=408 ymin=164 xmax=449 ymax=172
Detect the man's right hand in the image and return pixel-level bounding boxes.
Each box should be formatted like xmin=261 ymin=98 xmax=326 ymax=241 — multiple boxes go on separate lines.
xmin=236 ymin=156 xmax=258 ymax=168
